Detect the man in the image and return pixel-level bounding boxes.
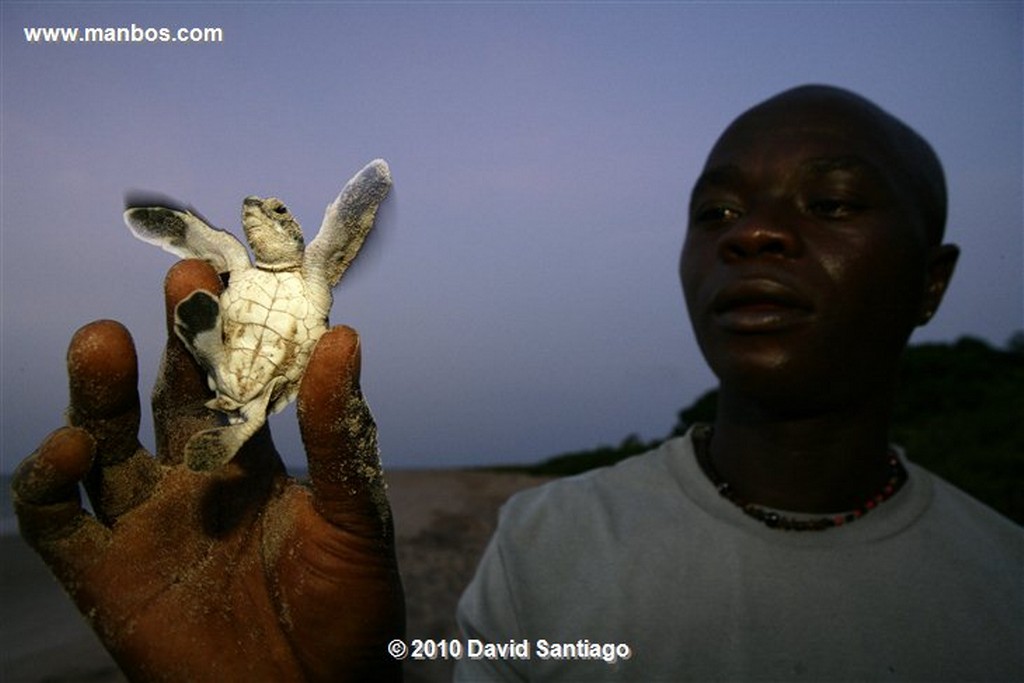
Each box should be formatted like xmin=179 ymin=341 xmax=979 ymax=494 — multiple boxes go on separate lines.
xmin=455 ymin=85 xmax=1021 ymax=681
xmin=14 ymin=85 xmax=1022 ymax=682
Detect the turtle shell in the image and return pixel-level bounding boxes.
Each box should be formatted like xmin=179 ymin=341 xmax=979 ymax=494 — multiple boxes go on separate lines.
xmin=213 ymin=268 xmax=328 ymax=412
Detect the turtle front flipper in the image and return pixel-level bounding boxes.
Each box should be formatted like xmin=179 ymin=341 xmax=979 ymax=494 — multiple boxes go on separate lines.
xmin=304 ymin=159 xmax=392 ymax=290
xmin=174 ymin=290 xmax=225 ymax=380
xmin=124 ymin=202 xmax=251 ymax=274
xmin=184 ymin=378 xmax=284 ymax=471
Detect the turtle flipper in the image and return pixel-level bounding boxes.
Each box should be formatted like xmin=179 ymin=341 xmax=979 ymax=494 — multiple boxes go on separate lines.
xmin=185 ymin=415 xmax=267 ymax=470
xmin=304 ymin=159 xmax=392 ymax=289
xmin=184 ymin=378 xmax=283 ymax=471
xmin=174 ymin=290 xmax=225 ymax=379
xmin=185 ymin=425 xmax=250 ymax=471
xmin=124 ymin=202 xmax=251 ymax=274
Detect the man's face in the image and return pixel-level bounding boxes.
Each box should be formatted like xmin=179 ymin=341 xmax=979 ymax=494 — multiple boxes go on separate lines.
xmin=680 ymin=94 xmax=938 ymax=413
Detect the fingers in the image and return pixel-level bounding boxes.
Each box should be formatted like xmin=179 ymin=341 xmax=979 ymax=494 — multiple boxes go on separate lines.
xmin=12 ymin=427 xmax=110 ymax=562
xmin=65 ymin=320 xmax=161 ymax=523
xmin=298 ymin=326 xmax=393 ymax=538
xmin=152 ymin=259 xmax=223 ymax=463
xmin=66 ymin=320 xmax=140 ymax=459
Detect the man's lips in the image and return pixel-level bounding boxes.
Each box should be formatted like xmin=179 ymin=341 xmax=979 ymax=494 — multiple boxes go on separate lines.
xmin=711 ymin=278 xmax=814 ymax=332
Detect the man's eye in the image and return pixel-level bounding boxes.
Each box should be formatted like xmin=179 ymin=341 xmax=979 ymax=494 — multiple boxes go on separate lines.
xmin=693 ymin=205 xmax=742 ymax=224
xmin=807 ymin=199 xmax=862 ymax=219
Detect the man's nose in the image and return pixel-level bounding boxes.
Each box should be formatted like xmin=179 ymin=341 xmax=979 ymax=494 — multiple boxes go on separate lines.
xmin=717 ymin=204 xmax=801 ymax=262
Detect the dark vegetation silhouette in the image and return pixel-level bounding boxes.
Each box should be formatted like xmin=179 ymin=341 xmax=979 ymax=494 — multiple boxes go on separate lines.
xmin=499 ymin=335 xmax=1024 ymax=524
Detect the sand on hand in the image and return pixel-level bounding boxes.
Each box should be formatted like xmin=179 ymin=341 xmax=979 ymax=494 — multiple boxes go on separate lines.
xmin=1 ymin=469 xmax=550 ymax=683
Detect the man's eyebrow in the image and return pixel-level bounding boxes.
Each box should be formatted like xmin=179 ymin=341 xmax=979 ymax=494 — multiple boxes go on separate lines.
xmin=690 ymin=156 xmax=891 ymax=203
xmin=801 ymin=155 xmax=884 ymax=177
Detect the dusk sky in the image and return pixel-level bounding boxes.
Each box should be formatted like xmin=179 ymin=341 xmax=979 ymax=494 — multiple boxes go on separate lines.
xmin=2 ymin=2 xmax=1021 ymax=474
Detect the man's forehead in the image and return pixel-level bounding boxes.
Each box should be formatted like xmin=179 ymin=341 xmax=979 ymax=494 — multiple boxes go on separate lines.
xmin=699 ymin=93 xmax=914 ymax=191
xmin=710 ymin=104 xmax=897 ymax=162
xmin=708 ymin=86 xmax=925 ymax=169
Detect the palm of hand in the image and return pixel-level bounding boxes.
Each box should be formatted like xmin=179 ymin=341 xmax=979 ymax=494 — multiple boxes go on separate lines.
xmin=13 ymin=260 xmax=403 ymax=681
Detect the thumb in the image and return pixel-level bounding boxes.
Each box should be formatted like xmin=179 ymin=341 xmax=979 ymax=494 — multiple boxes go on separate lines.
xmin=297 ymin=326 xmax=392 ymax=539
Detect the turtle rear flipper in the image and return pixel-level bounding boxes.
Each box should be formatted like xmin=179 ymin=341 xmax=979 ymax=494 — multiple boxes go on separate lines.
xmin=185 ymin=425 xmax=252 ymax=471
xmin=184 ymin=378 xmax=283 ymax=471
xmin=174 ymin=290 xmax=225 ymax=379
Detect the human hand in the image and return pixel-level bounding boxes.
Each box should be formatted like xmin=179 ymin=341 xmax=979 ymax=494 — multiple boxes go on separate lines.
xmin=12 ymin=259 xmax=404 ymax=681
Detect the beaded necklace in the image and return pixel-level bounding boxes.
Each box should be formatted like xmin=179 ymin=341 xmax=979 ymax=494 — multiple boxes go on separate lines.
xmin=692 ymin=424 xmax=908 ymax=532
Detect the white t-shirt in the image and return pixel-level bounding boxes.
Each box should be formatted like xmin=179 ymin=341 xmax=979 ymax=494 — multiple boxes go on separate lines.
xmin=456 ymin=428 xmax=1023 ymax=681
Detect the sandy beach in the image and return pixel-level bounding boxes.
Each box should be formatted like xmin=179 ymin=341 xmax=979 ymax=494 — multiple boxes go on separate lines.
xmin=1 ymin=469 xmax=551 ymax=683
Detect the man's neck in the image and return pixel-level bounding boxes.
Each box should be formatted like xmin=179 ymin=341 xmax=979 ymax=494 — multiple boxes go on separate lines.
xmin=707 ymin=392 xmax=895 ymax=514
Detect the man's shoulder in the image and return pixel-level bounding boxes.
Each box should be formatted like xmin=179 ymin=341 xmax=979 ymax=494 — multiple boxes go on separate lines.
xmin=495 ymin=437 xmax=694 ymax=538
xmin=912 ymin=462 xmax=1024 ymax=553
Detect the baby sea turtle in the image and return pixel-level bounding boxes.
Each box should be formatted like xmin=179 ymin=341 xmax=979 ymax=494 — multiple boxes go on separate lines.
xmin=124 ymin=159 xmax=392 ymax=470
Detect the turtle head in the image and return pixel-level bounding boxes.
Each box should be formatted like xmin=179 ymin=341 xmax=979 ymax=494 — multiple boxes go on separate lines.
xmin=241 ymin=196 xmax=305 ymax=269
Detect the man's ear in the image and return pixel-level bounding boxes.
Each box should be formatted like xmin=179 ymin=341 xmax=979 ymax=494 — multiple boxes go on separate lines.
xmin=917 ymin=243 xmax=959 ymax=325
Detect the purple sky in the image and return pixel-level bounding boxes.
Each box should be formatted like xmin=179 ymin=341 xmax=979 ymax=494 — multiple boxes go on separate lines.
xmin=2 ymin=2 xmax=1021 ymax=473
